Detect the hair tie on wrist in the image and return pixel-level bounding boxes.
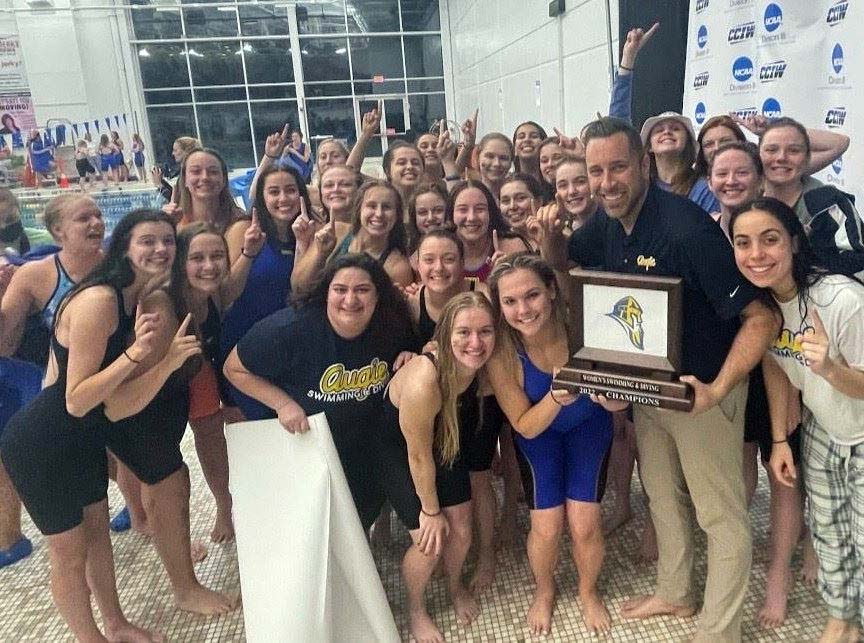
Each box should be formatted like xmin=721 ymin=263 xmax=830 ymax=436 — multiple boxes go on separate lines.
xmin=242 ymin=249 xmax=259 ymax=259
xmin=619 ymin=64 xmax=634 ymax=72
xmin=123 ymin=349 xmax=140 ymax=364
xmin=549 ymin=388 xmax=563 ymax=406
xmin=264 ymin=152 xmax=279 ymax=160
xmin=772 ymin=438 xmax=787 ymax=444
xmin=421 ymin=507 xmax=442 ymax=517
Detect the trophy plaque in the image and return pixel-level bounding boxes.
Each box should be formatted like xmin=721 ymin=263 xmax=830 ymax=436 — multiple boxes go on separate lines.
xmin=552 ymin=269 xmax=694 ymax=411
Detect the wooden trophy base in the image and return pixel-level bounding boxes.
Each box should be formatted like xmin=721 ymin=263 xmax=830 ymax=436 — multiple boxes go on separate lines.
xmin=553 ymin=365 xmax=694 ymax=412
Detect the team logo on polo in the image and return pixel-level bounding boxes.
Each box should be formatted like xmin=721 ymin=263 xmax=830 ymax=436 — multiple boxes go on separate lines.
xmin=697 ymin=25 xmax=708 ymax=48
xmin=312 ymin=358 xmax=390 ymax=402
xmin=759 ymin=60 xmax=786 ymax=82
xmin=763 ymin=3 xmax=782 ymax=32
xmin=732 ymin=56 xmax=754 ymax=82
xmin=762 ymin=98 xmax=781 ymax=118
xmin=693 ymin=71 xmax=709 ymax=89
xmin=696 ymin=0 xmax=710 ymax=12
xmin=695 ymin=102 xmax=707 ymax=124
xmin=607 ymin=296 xmax=645 ymax=351
xmin=825 ymin=107 xmax=847 ymax=128
xmin=827 ymin=1 xmax=848 ymax=25
xmin=728 ymin=21 xmax=755 ymax=44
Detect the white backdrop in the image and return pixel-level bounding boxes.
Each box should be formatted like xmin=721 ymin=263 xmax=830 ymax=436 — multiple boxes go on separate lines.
xmin=682 ymin=1 xmax=858 ymax=197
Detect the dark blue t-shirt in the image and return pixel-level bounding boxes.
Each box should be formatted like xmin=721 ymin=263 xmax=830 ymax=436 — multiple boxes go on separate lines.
xmin=567 ymin=184 xmax=758 ymax=383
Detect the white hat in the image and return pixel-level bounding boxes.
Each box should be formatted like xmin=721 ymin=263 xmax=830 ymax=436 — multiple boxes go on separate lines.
xmin=639 ymin=112 xmax=698 ymax=150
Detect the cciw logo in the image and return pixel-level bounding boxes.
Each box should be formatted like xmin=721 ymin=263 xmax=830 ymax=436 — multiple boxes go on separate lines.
xmin=607 ymin=296 xmax=645 ymax=351
xmin=827 ymin=1 xmax=848 ymax=25
xmin=825 ymin=107 xmax=847 ymax=128
xmin=762 ymin=98 xmax=782 ymax=119
xmin=693 ymin=71 xmax=709 ymax=89
xmin=728 ymin=21 xmax=756 ymax=43
xmin=696 ymin=0 xmax=710 ymax=12
xmin=760 ymin=60 xmax=787 ymax=81
xmin=764 ymin=3 xmax=783 ymax=32
xmin=732 ymin=56 xmax=754 ymax=82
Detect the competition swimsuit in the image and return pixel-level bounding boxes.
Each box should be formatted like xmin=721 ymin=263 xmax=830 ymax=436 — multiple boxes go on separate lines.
xmin=417 ymin=281 xmax=477 ymax=344
xmin=334 ymin=233 xmax=395 ymax=265
xmin=514 ymin=350 xmax=613 ymax=510
xmin=0 ymin=286 xmax=133 ymax=535
xmin=188 ymin=298 xmax=224 ymax=420
xmin=376 ymin=353 xmax=477 ymax=530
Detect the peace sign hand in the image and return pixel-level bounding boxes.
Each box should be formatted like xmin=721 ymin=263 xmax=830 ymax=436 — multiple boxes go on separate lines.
xmin=164 ymin=313 xmax=202 ymax=372
xmin=801 ymin=310 xmax=838 ymax=378
xmin=264 ymin=125 xmax=290 ymax=159
xmin=243 ymin=208 xmax=267 ymax=258
xmin=621 ymin=22 xmax=659 ymax=70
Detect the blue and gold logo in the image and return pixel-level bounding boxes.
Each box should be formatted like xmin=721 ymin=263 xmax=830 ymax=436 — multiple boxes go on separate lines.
xmin=607 ymin=296 xmax=645 ymax=350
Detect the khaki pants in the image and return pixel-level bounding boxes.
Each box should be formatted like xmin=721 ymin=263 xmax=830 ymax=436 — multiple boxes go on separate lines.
xmin=633 ymin=381 xmax=751 ymax=643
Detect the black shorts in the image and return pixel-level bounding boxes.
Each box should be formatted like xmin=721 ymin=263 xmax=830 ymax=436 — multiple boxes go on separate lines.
xmin=744 ymin=365 xmax=802 ymax=464
xmin=106 ymin=385 xmax=188 ymax=486
xmin=76 ymin=158 xmax=95 ymax=178
xmin=0 ymin=385 xmax=109 ymax=535
xmin=460 ymin=395 xmax=505 ymax=472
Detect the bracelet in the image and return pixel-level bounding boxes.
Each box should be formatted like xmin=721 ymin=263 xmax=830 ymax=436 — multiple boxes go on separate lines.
xmin=264 ymin=152 xmax=280 ymax=160
xmin=549 ymin=388 xmax=563 ymax=406
xmin=421 ymin=507 xmax=442 ymax=517
xmin=123 ymin=349 xmax=140 ymax=364
xmin=772 ymin=438 xmax=787 ymax=444
xmin=445 ymin=173 xmax=461 ymax=181
xmin=619 ymin=64 xmax=634 ymax=71
xmin=242 ymin=249 xmax=259 ymax=259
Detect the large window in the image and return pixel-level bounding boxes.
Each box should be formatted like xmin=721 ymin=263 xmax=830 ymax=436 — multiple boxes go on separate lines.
xmin=130 ymin=0 xmax=445 ymax=170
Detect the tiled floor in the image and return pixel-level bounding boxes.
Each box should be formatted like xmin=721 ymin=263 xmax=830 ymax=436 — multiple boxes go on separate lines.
xmin=2 ymin=430 xmax=826 ymax=642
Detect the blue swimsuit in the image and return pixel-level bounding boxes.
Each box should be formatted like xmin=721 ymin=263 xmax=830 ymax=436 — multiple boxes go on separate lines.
xmin=514 ymin=350 xmax=613 ymax=510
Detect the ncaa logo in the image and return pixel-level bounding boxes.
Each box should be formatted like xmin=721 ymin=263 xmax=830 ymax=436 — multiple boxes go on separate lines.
xmin=764 ymin=3 xmax=783 ymax=32
xmin=696 ymin=0 xmax=710 ymax=12
xmin=695 ymin=102 xmax=707 ymax=125
xmin=832 ymin=156 xmax=843 ymax=175
xmin=825 ymin=107 xmax=847 ymax=127
xmin=832 ymin=43 xmax=844 ymax=74
xmin=827 ymin=1 xmax=848 ymax=25
xmin=732 ymin=56 xmax=754 ymax=82
xmin=762 ymin=98 xmax=782 ymax=118
xmin=693 ymin=71 xmax=709 ymax=89
xmin=728 ymin=22 xmax=756 ymax=43
xmin=697 ymin=25 xmax=708 ymax=49
xmin=759 ymin=60 xmax=787 ymax=81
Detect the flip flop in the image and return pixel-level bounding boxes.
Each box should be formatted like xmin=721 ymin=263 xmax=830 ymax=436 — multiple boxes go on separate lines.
xmin=109 ymin=506 xmax=131 ymax=533
xmin=0 ymin=537 xmax=32 ymax=568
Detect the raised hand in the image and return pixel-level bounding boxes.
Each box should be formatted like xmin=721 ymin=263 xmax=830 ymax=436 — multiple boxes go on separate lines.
xmin=801 ymin=309 xmax=836 ymax=378
xmin=291 ymin=207 xmax=321 ymax=253
xmin=461 ymin=108 xmax=479 ymax=149
xmin=164 ymin=313 xmax=202 ymax=372
xmin=243 ymin=208 xmax=267 ymax=258
xmin=150 ymin=166 xmax=163 ymax=188
xmin=553 ymin=127 xmax=583 ymax=153
xmin=127 ymin=302 xmax=162 ymax=363
xmin=161 ymin=201 xmax=183 ymax=224
xmin=313 ymin=215 xmax=337 ymax=254
xmin=361 ymin=101 xmax=382 ymax=138
xmin=264 ymin=124 xmax=290 ymax=159
xmin=621 ymin=22 xmax=659 ymax=71
xmin=537 ymin=197 xmax=566 ymax=239
xmin=489 ymin=228 xmax=507 ymax=267
xmin=436 ymin=127 xmax=456 ymax=162
xmin=729 ymin=112 xmax=769 ymax=135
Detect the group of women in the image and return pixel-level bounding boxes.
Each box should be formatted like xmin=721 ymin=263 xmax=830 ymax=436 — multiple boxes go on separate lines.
xmin=1 ymin=20 xmax=863 ymax=643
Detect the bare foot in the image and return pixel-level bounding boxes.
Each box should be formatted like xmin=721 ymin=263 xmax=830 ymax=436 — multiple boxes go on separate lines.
xmin=469 ymin=552 xmax=496 ymax=594
xmin=527 ymin=588 xmax=555 ymax=636
xmin=105 ymin=621 xmax=164 ymax=643
xmin=818 ymin=617 xmax=860 ymax=643
xmin=620 ymin=595 xmax=695 ymax=620
xmin=581 ymin=590 xmax=612 ymax=635
xmin=639 ymin=519 xmax=658 ymax=562
xmin=175 ymin=585 xmax=238 ymax=615
xmin=603 ymin=505 xmax=633 ymax=536
xmin=210 ymin=511 xmax=235 ymax=544
xmin=409 ymin=608 xmax=445 ymax=643
xmin=801 ymin=535 xmax=819 ymax=585
xmin=758 ymin=566 xmax=792 ymax=628
xmin=191 ymin=540 xmax=208 ymax=564
xmin=450 ymin=585 xmax=480 ymax=625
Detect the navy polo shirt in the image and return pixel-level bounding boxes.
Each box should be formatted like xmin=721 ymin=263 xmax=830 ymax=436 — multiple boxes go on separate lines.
xmin=567 ymin=184 xmax=758 ymax=383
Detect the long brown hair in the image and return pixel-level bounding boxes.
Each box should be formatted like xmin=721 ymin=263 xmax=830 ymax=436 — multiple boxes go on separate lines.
xmin=432 ymin=291 xmax=495 ymax=465
xmin=175 ymin=147 xmax=243 ymax=232
xmin=350 ymin=180 xmax=407 ymax=253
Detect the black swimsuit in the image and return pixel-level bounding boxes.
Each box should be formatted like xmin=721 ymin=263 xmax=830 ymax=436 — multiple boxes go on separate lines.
xmin=0 ymin=286 xmax=133 ymax=535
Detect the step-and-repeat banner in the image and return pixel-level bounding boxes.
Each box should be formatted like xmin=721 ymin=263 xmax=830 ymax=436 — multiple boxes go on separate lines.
xmin=682 ymin=1 xmax=858 ymax=197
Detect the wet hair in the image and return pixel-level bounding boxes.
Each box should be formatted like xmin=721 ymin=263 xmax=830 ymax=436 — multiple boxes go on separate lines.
xmin=55 ymin=209 xmax=175 ymax=325
xmin=42 ymin=193 xmax=96 ymax=241
xmin=319 ymin=164 xmax=362 ymax=220
xmin=512 ymin=121 xmax=548 ymax=172
xmin=417 ymin=228 xmax=465 ymax=261
xmin=99 ymin=133 xmax=110 ymax=147
xmin=171 ymin=221 xmax=228 ymax=319
xmin=759 ymin=117 xmax=811 ymax=159
xmin=406 ymin=183 xmax=449 ymax=252
xmin=382 ymin=140 xmax=424 ymax=182
xmin=708 ymin=141 xmax=764 ymax=177
xmin=581 ymin=116 xmax=644 ymax=158
xmin=432 ymin=291 xmax=496 ymax=465
xmin=445 ymin=180 xmax=507 ymax=236
xmin=694 ymin=115 xmax=746 ymax=177
xmin=176 ymin=147 xmax=243 ymax=232
xmin=316 ymin=138 xmax=349 ymax=165
xmin=292 ymin=252 xmax=414 ymax=339
xmin=350 ymin=180 xmax=407 ymax=253
xmin=500 ymin=172 xmax=546 ymax=200
xmin=553 ymin=156 xmax=587 ymax=182
xmin=478 ymin=132 xmax=514 ymax=159
xmin=252 ymin=164 xmax=312 ymax=244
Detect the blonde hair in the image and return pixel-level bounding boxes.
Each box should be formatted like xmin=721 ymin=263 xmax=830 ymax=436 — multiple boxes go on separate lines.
xmin=432 ymin=291 xmax=496 ymax=466
xmin=173 ymin=136 xmax=200 ymax=159
xmin=175 ymin=147 xmax=242 ymax=232
xmin=43 ymin=194 xmax=96 ymax=241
